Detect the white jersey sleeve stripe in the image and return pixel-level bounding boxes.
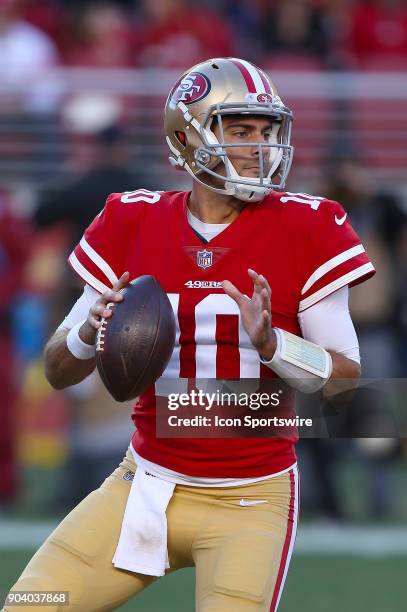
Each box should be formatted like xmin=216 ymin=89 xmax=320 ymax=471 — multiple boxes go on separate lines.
xmin=298 ymin=262 xmax=375 ymax=312
xmin=68 ymin=251 xmax=110 ymax=294
xmin=79 ymin=237 xmax=119 ymax=285
xmin=301 ymin=244 xmax=365 ymax=295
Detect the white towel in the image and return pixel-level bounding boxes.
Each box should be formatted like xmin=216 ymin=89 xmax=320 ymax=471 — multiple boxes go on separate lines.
xmin=112 ymin=467 xmax=175 ymax=576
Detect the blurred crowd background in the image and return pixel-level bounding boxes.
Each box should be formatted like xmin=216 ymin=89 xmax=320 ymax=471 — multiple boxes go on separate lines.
xmin=1 ymin=0 xmax=407 ymax=528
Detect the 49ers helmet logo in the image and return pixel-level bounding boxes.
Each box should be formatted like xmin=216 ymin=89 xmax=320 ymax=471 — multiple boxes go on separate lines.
xmin=172 ymin=72 xmax=211 ymax=105
xmin=257 ymin=93 xmax=273 ymax=103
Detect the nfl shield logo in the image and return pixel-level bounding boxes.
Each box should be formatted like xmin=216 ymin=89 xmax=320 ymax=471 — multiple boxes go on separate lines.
xmin=197 ymin=249 xmax=213 ymax=269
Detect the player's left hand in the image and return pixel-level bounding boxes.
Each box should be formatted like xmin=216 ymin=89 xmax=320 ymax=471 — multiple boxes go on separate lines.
xmin=223 ymin=269 xmax=277 ymax=360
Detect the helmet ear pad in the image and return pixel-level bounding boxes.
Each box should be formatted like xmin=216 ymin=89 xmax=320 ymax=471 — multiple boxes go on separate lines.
xmin=175 ymin=131 xmax=186 ymax=147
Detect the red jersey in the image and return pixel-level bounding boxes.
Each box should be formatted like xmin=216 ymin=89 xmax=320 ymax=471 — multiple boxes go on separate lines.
xmin=69 ymin=188 xmax=375 ymax=477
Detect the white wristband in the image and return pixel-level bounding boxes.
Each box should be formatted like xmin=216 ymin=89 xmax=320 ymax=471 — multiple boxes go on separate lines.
xmin=261 ymin=328 xmax=332 ymax=393
xmin=66 ymin=321 xmax=96 ymax=360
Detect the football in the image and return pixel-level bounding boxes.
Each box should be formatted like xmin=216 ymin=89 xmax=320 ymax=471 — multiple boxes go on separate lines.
xmin=96 ymin=275 xmax=176 ymax=402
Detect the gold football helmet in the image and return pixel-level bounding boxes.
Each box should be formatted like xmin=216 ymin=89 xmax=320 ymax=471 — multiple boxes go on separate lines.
xmin=164 ymin=57 xmax=293 ymax=202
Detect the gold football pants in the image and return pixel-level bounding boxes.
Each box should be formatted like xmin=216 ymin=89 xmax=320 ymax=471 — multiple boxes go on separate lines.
xmin=4 ymin=449 xmax=299 ymax=612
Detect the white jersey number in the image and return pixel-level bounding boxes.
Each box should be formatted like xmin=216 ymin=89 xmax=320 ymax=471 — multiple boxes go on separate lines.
xmin=163 ymin=293 xmax=260 ymax=379
xmin=280 ymin=192 xmax=324 ymax=211
xmin=120 ymin=189 xmax=161 ymax=204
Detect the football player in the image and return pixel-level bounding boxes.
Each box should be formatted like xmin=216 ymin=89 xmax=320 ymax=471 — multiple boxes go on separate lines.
xmin=4 ymin=58 xmax=374 ymax=612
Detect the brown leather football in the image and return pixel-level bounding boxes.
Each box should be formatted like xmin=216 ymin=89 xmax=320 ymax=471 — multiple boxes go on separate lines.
xmin=96 ymin=275 xmax=176 ymax=402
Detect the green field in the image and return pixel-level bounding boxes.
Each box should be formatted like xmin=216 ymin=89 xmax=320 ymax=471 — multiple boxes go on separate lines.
xmin=1 ymin=550 xmax=405 ymax=611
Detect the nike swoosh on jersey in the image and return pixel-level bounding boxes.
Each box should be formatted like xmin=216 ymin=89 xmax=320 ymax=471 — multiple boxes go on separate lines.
xmin=239 ymin=499 xmax=268 ymax=506
xmin=335 ymin=213 xmax=347 ymax=225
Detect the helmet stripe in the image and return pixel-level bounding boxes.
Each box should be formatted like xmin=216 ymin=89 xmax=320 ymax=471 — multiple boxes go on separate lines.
xmin=230 ymin=58 xmax=257 ymax=93
xmin=238 ymin=59 xmax=266 ymax=93
xmin=259 ymin=69 xmax=272 ymax=94
xmin=230 ymin=58 xmax=270 ymax=95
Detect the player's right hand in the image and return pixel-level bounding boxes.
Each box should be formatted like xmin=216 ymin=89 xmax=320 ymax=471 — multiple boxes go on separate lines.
xmin=79 ymin=271 xmax=130 ymax=345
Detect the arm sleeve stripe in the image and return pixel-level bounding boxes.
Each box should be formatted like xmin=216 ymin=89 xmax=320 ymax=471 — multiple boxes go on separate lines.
xmin=68 ymin=251 xmax=110 ymax=294
xmin=301 ymin=244 xmax=365 ymax=295
xmin=79 ymin=237 xmax=119 ymax=285
xmin=298 ymin=262 xmax=375 ymax=312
